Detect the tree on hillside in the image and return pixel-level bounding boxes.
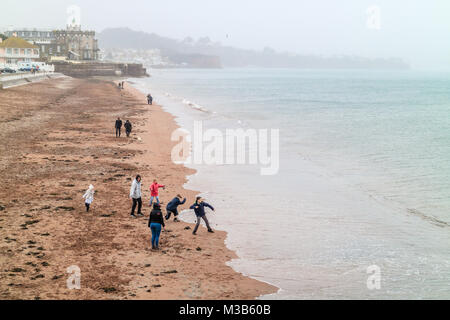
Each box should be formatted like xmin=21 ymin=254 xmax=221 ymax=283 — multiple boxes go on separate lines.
xmin=0 ymin=34 xmax=7 ymax=41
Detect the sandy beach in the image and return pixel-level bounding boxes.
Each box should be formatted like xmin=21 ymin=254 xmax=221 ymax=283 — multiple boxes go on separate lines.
xmin=0 ymin=77 xmax=277 ymax=300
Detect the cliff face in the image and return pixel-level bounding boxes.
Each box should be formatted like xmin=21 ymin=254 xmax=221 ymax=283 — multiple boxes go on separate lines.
xmin=53 ymin=62 xmax=148 ymax=78
xmin=168 ymin=53 xmax=222 ymax=68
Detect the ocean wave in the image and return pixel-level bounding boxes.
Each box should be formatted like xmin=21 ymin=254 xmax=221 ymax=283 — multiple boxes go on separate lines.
xmin=181 ymin=98 xmax=210 ymax=113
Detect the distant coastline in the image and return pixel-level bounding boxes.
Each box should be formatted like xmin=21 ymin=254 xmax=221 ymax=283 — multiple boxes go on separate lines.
xmin=98 ymin=27 xmax=410 ymax=70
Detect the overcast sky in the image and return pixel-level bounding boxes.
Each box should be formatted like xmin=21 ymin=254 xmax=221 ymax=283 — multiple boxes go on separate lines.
xmin=1 ymin=0 xmax=449 ymax=70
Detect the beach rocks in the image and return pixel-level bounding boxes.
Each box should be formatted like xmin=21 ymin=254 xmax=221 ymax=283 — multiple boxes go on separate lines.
xmin=161 ymin=270 xmax=177 ymax=274
xmin=102 ymin=287 xmax=117 ymax=293
xmin=55 ymin=206 xmax=75 ymax=211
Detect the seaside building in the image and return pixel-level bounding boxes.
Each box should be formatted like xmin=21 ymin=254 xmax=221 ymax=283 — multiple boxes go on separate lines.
xmin=5 ymin=26 xmax=99 ymax=61
xmin=0 ymin=37 xmax=40 ymax=65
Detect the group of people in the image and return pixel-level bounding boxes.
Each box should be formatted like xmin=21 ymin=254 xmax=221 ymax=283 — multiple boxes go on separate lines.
xmin=83 ymin=85 xmax=215 ymax=251
xmin=128 ymin=175 xmax=215 ymax=250
xmin=115 ymin=117 xmax=133 ymax=138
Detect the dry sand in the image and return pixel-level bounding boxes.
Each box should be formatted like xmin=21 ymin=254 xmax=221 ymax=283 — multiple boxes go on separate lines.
xmin=0 ymin=77 xmax=277 ymax=300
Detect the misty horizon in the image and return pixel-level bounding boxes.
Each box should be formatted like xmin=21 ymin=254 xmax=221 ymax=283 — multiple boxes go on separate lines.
xmin=1 ymin=0 xmax=450 ymax=70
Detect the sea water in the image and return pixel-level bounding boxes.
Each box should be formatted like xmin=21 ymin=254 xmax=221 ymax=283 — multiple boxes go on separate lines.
xmin=131 ymin=68 xmax=450 ymax=299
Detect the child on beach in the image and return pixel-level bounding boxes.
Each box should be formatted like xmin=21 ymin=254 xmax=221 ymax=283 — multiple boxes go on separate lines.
xmin=148 ymin=203 xmax=165 ymax=250
xmin=165 ymin=194 xmax=186 ymax=222
xmin=82 ymin=184 xmax=95 ymax=212
xmin=190 ymin=197 xmax=215 ymax=235
xmin=147 ymin=94 xmax=153 ymax=105
xmin=149 ymin=179 xmax=165 ymax=206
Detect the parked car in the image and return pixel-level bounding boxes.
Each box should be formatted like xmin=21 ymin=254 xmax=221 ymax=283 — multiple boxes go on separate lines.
xmin=19 ymin=67 xmax=31 ymax=72
xmin=0 ymin=67 xmax=16 ymax=73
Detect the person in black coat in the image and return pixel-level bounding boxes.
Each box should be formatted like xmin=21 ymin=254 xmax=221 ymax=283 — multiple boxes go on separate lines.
xmin=115 ymin=117 xmax=123 ymax=137
xmin=165 ymin=194 xmax=186 ymax=222
xmin=149 ymin=203 xmax=165 ymax=250
xmin=147 ymin=94 xmax=153 ymax=105
xmin=124 ymin=120 xmax=132 ymax=137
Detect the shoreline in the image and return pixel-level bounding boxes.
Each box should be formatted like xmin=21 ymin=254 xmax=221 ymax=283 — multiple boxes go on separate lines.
xmin=0 ymin=76 xmax=277 ymax=299
xmin=122 ymin=81 xmax=280 ymax=299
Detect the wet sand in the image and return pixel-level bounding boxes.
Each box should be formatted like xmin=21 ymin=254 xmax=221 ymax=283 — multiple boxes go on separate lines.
xmin=0 ymin=77 xmax=277 ymax=300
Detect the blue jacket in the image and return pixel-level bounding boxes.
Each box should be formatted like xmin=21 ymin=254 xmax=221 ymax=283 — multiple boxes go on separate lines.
xmin=190 ymin=202 xmax=214 ymax=217
xmin=166 ymin=197 xmax=186 ymax=211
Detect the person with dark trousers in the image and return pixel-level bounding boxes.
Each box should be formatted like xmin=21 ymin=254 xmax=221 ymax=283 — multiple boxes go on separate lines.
xmin=124 ymin=120 xmax=132 ymax=137
xmin=147 ymin=94 xmax=153 ymax=105
xmin=129 ymin=175 xmax=143 ymax=218
xmin=165 ymin=194 xmax=186 ymax=222
xmin=149 ymin=203 xmax=165 ymax=250
xmin=115 ymin=117 xmax=123 ymax=137
xmin=190 ymin=197 xmax=215 ymax=235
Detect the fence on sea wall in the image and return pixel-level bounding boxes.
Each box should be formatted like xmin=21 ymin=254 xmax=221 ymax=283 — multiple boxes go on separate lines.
xmin=0 ymin=72 xmax=65 ymax=89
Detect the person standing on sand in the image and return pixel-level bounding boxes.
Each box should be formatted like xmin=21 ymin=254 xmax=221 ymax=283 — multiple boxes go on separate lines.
xmin=165 ymin=194 xmax=186 ymax=222
xmin=147 ymin=94 xmax=153 ymax=105
xmin=124 ymin=120 xmax=132 ymax=137
xmin=115 ymin=117 xmax=123 ymax=137
xmin=149 ymin=179 xmax=165 ymax=206
xmin=149 ymin=203 xmax=165 ymax=250
xmin=190 ymin=197 xmax=215 ymax=235
xmin=130 ymin=175 xmax=143 ymax=218
xmin=82 ymin=184 xmax=95 ymax=212
xmin=122 ymin=81 xmax=125 ymax=89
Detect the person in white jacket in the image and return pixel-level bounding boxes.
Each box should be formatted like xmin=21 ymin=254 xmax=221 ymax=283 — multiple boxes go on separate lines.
xmin=130 ymin=175 xmax=143 ymax=218
xmin=82 ymin=184 xmax=95 ymax=212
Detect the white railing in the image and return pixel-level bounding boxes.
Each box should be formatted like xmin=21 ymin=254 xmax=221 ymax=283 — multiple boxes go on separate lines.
xmin=0 ymin=70 xmax=56 ymax=81
xmin=1 ymin=53 xmax=40 ymax=59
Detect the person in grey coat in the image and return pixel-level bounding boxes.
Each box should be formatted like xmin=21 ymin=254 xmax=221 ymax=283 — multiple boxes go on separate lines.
xmin=129 ymin=175 xmax=143 ymax=218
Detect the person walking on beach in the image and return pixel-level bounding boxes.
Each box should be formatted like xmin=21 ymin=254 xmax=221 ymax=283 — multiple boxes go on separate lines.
xmin=147 ymin=94 xmax=153 ymax=105
xmin=124 ymin=120 xmax=132 ymax=137
xmin=165 ymin=194 xmax=186 ymax=222
xmin=82 ymin=184 xmax=95 ymax=212
xmin=149 ymin=203 xmax=165 ymax=250
xmin=149 ymin=179 xmax=165 ymax=207
xmin=190 ymin=197 xmax=215 ymax=235
xmin=121 ymin=81 xmax=125 ymax=89
xmin=115 ymin=117 xmax=123 ymax=137
xmin=130 ymin=175 xmax=143 ymax=218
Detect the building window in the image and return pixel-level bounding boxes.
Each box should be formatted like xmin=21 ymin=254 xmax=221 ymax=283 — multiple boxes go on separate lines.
xmin=57 ymin=45 xmax=61 ymax=53
xmin=33 ymin=49 xmax=39 ymax=55
xmin=7 ymin=48 xmax=12 ymax=54
xmin=41 ymin=45 xmax=45 ymax=53
xmin=49 ymin=47 xmax=53 ymax=54
xmin=14 ymin=48 xmax=19 ymax=54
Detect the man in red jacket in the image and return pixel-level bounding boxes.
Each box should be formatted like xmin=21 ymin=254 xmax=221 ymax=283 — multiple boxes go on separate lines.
xmin=149 ymin=179 xmax=165 ymax=206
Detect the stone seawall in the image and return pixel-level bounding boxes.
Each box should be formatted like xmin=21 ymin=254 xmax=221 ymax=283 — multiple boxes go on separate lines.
xmin=0 ymin=73 xmax=65 ymax=89
xmin=53 ymin=62 xmax=148 ymax=78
